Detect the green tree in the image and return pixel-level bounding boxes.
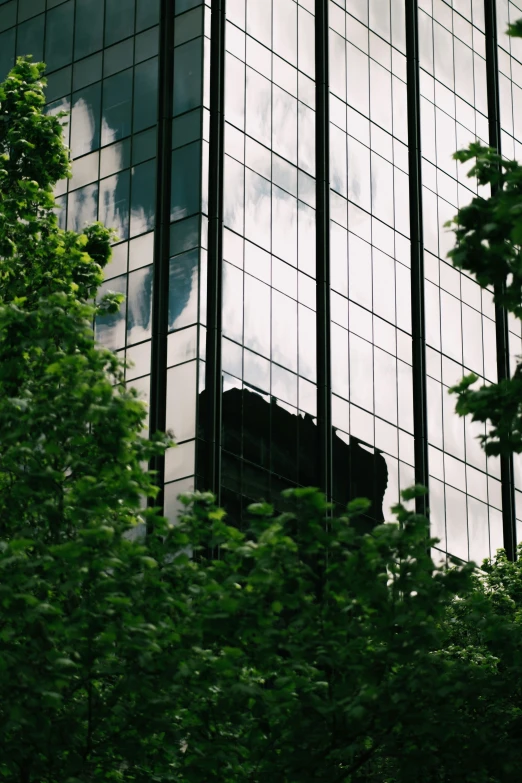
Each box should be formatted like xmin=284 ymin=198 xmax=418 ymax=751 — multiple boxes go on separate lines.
xmin=401 ymin=19 xmax=522 ymax=783
xmin=446 ymin=22 xmax=522 ymax=458
xmin=0 ymin=57 xmax=181 ymax=782
xmin=159 ymin=488 xmax=510 ymax=783
xmin=3 ymin=45 xmax=522 ymax=783
xmin=446 ymin=138 xmax=522 ymax=456
xmin=437 ymin=549 xmax=522 ymax=783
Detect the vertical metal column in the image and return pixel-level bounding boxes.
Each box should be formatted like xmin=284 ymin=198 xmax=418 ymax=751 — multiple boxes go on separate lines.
xmin=204 ymin=0 xmax=226 ymax=500
xmin=149 ymin=0 xmax=175 ymax=516
xmin=484 ymin=0 xmax=517 ymax=560
xmin=405 ymin=0 xmax=429 ymax=516
xmin=315 ymin=0 xmax=332 ymax=501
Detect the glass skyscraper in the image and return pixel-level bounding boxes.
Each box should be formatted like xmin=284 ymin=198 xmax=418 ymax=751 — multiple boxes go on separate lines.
xmin=1 ymin=0 xmax=520 ymax=562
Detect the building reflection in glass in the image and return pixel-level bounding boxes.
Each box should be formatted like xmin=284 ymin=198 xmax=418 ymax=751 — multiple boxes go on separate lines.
xmin=197 ymin=384 xmax=388 ymax=533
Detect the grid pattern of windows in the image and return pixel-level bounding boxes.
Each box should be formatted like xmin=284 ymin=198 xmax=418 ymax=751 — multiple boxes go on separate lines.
xmin=163 ymin=0 xmax=211 ymax=521
xmin=0 ymin=0 xmax=160 ymax=438
xmin=219 ymin=0 xmax=318 ymax=517
xmin=1 ymin=0 xmax=519 ymax=554
xmin=420 ymin=0 xmax=503 ymax=561
xmin=497 ymin=0 xmax=522 ymax=158
xmin=328 ymin=0 xmax=414 ymax=522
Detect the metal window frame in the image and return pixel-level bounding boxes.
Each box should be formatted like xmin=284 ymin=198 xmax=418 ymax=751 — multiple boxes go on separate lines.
xmin=484 ymin=0 xmax=517 ymax=559
xmin=315 ymin=0 xmax=333 ymax=501
xmin=149 ymin=0 xmax=518 ymax=558
xmin=405 ymin=0 xmax=430 ymax=517
xmin=204 ymin=0 xmax=226 ymax=500
xmin=149 ymin=0 xmax=174 ymax=516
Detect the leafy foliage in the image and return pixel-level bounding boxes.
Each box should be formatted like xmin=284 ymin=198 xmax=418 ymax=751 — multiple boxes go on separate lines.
xmin=437 ymin=548 xmax=522 ymax=783
xmin=0 ymin=58 xmax=175 ymax=782
xmin=155 ymin=488 xmax=490 ymax=783
xmin=444 ymin=19 xmax=522 ymax=456
xmin=3 ymin=41 xmax=522 ymax=783
xmin=444 ymin=140 xmax=522 ymax=455
xmin=447 ymin=144 xmax=522 ymax=316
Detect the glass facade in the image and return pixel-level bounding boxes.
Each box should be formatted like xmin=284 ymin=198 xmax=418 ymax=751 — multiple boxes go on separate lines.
xmin=219 ymin=0 xmax=319 ymax=519
xmin=164 ymin=0 xmax=210 ymax=519
xmin=0 ymin=0 xmax=160 ymax=442
xmin=328 ymin=1 xmax=414 ymax=527
xmin=1 ymin=0 xmax=519 ymax=558
xmin=420 ymin=0 xmax=504 ymax=562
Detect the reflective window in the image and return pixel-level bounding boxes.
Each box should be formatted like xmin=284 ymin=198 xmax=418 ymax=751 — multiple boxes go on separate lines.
xmin=220 ymin=0 xmax=319 ymax=516
xmin=329 ymin=0 xmax=410 ymax=525
xmin=45 ymin=1 xmax=74 ymax=72
xmin=102 ymin=69 xmax=133 ymax=146
xmin=105 ymin=0 xmax=135 ymax=48
xmin=127 ymin=266 xmax=153 ymax=345
xmin=31 ymin=0 xmax=163 ymax=456
xmin=17 ymin=15 xmax=45 ymax=63
xmin=421 ymin=0 xmax=499 ymax=562
xmin=99 ymin=170 xmax=131 ymax=240
xmin=0 ymin=29 xmax=15 ymax=81
xmin=5 ymin=0 xmax=508 ymax=545
xmin=75 ymin=0 xmax=104 ymax=61
xmin=71 ymin=83 xmax=102 ymax=158
xmin=165 ymin=2 xmax=211 ymax=492
xmin=173 ymin=38 xmax=204 ymax=116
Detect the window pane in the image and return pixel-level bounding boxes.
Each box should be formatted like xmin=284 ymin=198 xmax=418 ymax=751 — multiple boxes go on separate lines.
xmin=130 ymin=160 xmax=156 ymax=237
xmin=75 ymin=0 xmax=104 ymax=60
xmin=134 ymin=58 xmax=159 ymax=133
xmin=102 ymin=69 xmax=133 ymax=145
xmin=105 ymin=0 xmax=135 ymax=47
xmin=127 ymin=266 xmax=153 ymax=345
xmin=173 ymin=38 xmax=203 ymax=116
xmin=45 ymin=1 xmax=74 ymax=72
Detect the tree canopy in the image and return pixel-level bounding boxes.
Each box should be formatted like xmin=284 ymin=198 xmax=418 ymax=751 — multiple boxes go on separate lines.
xmin=2 ymin=47 xmax=522 ymax=783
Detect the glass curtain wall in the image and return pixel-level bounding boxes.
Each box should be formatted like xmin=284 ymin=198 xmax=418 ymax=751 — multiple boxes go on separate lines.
xmin=496 ymin=0 xmax=522 ymax=545
xmin=419 ymin=0 xmax=503 ymax=562
xmin=328 ymin=0 xmax=414 ymax=526
xmin=164 ymin=0 xmax=211 ymax=522
xmin=1 ymin=0 xmax=518 ymax=552
xmin=220 ymin=0 xmax=318 ymax=520
xmin=0 ymin=0 xmax=208 ymax=527
xmin=0 ymin=0 xmax=160 ymax=446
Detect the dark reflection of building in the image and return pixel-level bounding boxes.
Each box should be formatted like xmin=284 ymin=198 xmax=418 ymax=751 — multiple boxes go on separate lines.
xmin=198 ymin=385 xmax=388 ymax=533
